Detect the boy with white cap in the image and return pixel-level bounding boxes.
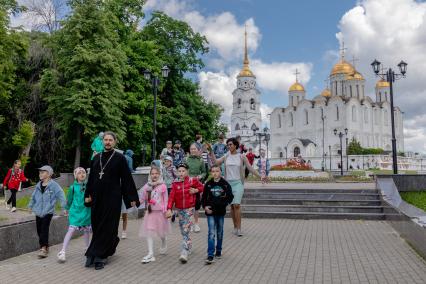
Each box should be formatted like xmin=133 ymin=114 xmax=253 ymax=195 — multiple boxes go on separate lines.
xmin=28 ymin=165 xmax=67 ymax=258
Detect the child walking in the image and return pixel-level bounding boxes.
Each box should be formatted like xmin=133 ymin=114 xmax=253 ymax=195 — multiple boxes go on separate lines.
xmin=57 ymin=167 xmax=91 ymax=262
xmin=28 ymin=165 xmax=66 ymax=258
xmin=257 ymin=149 xmax=271 ymax=184
xmin=162 ymin=156 xmax=177 ymax=222
xmin=202 ymin=165 xmax=234 ymax=264
xmin=166 ymin=163 xmax=204 ymax=263
xmin=139 ymin=166 xmax=170 ymax=263
xmin=3 ymin=159 xmax=28 ymax=212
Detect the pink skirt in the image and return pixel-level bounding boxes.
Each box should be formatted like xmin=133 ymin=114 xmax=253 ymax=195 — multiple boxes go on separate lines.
xmin=139 ymin=210 xmax=171 ymax=239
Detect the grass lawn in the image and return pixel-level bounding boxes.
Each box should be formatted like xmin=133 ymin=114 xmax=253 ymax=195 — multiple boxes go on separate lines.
xmin=16 ymin=187 xmax=69 ymax=212
xmin=400 ymin=191 xmax=426 ymax=211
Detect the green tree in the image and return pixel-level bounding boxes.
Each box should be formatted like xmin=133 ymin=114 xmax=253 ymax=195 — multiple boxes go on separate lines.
xmin=347 ymin=137 xmax=363 ymax=155
xmin=42 ymin=0 xmax=128 ymax=168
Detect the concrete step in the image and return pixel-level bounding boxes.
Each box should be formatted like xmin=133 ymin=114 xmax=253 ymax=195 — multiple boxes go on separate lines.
xmin=243 ymin=192 xmax=380 ymax=201
xmin=241 ymin=204 xmax=386 ymax=214
xmin=242 ymin=198 xmax=382 ymax=206
xmin=238 ymin=211 xmax=389 ymax=220
xmin=244 ymin=188 xmax=379 ymax=194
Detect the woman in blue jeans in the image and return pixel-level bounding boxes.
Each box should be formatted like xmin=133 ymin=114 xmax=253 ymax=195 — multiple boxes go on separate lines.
xmin=202 ymin=165 xmax=234 ymax=264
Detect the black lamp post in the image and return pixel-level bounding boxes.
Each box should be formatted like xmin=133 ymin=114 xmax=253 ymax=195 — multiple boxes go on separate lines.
xmin=329 ymin=145 xmax=332 ymax=171
xmin=346 ymin=136 xmax=349 ymax=171
xmin=334 ymin=128 xmax=348 ymax=176
xmin=284 ymin=146 xmax=288 ymax=163
xmin=144 ymin=66 xmax=170 ymax=161
xmin=371 ymin=59 xmax=407 ymax=174
xmin=321 ymin=109 xmax=326 ymax=171
xmin=264 ymin=127 xmax=270 ymax=159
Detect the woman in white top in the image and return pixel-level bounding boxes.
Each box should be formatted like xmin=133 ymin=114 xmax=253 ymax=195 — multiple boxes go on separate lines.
xmin=212 ymin=137 xmax=261 ymax=236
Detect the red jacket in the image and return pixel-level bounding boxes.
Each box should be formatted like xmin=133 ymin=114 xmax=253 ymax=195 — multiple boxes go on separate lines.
xmin=3 ymin=168 xmax=27 ymax=191
xmin=168 ymin=176 xmax=204 ymax=210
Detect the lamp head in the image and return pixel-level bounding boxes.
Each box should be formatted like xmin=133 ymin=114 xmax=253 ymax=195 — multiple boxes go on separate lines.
xmin=397 ymin=60 xmax=407 ymax=76
xmin=371 ymin=59 xmax=381 ymax=75
xmin=161 ymin=65 xmax=170 ymax=78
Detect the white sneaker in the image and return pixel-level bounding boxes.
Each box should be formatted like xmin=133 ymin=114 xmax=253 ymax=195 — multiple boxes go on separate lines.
xmin=5 ymin=202 xmax=10 ymax=210
xmin=193 ymin=224 xmax=201 ymax=233
xmin=141 ymin=254 xmax=155 ymax=263
xmin=159 ymin=246 xmax=167 ymax=255
xmin=233 ymin=228 xmax=238 ymax=235
xmin=57 ymin=250 xmax=66 ymax=262
xmin=179 ymin=252 xmax=188 ymax=264
xmin=237 ymin=229 xmax=243 ymax=237
xmin=121 ymin=231 xmax=127 ymax=239
xmin=10 ymin=207 xmax=16 ymax=212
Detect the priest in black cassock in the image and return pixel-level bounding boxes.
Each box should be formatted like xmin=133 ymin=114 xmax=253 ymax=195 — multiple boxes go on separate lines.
xmin=84 ymin=131 xmax=140 ymax=270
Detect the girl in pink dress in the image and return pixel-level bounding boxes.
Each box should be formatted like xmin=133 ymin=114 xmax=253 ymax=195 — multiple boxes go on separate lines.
xmin=139 ymin=166 xmax=171 ymax=263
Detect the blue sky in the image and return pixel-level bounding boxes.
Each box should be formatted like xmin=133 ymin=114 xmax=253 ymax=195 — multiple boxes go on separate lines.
xmin=191 ymin=0 xmax=357 ymax=104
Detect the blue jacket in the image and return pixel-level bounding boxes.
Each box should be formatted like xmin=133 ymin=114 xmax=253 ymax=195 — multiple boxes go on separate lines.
xmin=28 ymin=180 xmax=66 ymax=217
xmin=125 ymin=150 xmax=135 ymax=173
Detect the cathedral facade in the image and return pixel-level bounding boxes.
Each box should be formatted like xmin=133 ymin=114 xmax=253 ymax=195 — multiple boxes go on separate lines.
xmin=269 ymin=57 xmax=404 ymax=165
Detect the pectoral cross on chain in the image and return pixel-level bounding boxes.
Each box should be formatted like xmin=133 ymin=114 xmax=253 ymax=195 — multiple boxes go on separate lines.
xmin=99 ymin=171 xmax=104 ymax=179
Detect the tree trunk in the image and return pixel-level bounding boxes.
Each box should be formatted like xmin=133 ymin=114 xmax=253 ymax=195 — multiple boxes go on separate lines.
xmin=74 ymin=127 xmax=82 ymax=169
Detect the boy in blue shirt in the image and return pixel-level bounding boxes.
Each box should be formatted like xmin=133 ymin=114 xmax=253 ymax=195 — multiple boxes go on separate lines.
xmin=28 ymin=165 xmax=67 ymax=258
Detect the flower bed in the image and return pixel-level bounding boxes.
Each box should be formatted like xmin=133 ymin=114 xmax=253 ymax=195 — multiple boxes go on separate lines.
xmin=271 ymin=158 xmax=313 ymax=171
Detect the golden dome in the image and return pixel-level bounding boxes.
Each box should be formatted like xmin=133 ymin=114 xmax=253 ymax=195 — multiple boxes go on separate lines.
xmin=330 ymin=60 xmax=355 ymax=76
xmin=321 ymin=88 xmax=331 ymax=97
xmin=346 ymin=71 xmax=364 ymax=81
xmin=237 ymin=26 xmax=255 ymax=78
xmin=376 ymin=80 xmax=390 ymax=88
xmin=289 ymin=82 xmax=305 ymax=92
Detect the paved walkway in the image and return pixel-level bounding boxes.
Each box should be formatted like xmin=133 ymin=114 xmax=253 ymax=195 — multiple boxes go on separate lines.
xmin=0 ymin=218 xmax=425 ymax=283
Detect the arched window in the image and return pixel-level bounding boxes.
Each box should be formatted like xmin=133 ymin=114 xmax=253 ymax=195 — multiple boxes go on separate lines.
xmin=293 ymin=146 xmax=300 ymax=157
xmin=237 ymin=98 xmax=241 ymax=108
xmin=250 ymin=98 xmax=255 ymax=110
xmin=251 ymin=123 xmax=257 ymax=131
xmin=290 ymin=113 xmax=294 ymax=127
xmin=304 ymin=109 xmax=309 ymax=125
xmin=278 ymin=114 xmax=282 ymax=128
xmin=235 ymin=123 xmax=240 ymax=130
xmin=336 ymin=105 xmax=339 ymax=120
xmin=352 ymin=105 xmax=356 ymax=122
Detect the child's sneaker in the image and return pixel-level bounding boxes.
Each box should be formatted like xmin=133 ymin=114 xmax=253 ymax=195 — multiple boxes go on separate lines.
xmin=10 ymin=207 xmax=16 ymax=212
xmin=205 ymin=256 xmax=214 ymax=264
xmin=159 ymin=246 xmax=167 ymax=255
xmin=37 ymin=248 xmax=48 ymax=258
xmin=237 ymin=229 xmax=243 ymax=237
xmin=57 ymin=250 xmax=66 ymax=262
xmin=141 ymin=254 xmax=155 ymax=263
xmin=121 ymin=231 xmax=127 ymax=239
xmin=171 ymin=213 xmax=176 ymax=223
xmin=179 ymin=251 xmax=188 ymax=264
xmin=215 ymin=252 xmax=222 ymax=259
xmin=193 ymin=223 xmax=201 ymax=233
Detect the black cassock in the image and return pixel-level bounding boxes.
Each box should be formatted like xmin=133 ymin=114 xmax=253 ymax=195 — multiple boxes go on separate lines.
xmin=85 ymin=150 xmax=140 ymax=259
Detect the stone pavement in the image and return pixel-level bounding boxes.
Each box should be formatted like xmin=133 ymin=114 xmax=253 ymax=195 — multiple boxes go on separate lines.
xmin=0 ymin=218 xmax=425 ymax=284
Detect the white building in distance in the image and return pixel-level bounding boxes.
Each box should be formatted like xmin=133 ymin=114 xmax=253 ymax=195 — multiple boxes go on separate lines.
xmin=269 ymin=52 xmax=404 ymax=169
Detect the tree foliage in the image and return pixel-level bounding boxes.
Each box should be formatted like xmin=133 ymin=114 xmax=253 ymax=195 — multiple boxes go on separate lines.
xmin=0 ymin=0 xmax=225 ymax=175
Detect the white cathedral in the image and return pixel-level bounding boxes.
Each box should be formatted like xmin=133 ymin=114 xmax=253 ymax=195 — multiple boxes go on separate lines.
xmin=230 ymin=32 xmax=404 ymax=168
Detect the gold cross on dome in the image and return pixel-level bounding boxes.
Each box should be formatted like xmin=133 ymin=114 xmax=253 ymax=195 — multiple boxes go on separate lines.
xmin=294 ymin=68 xmax=300 ymax=82
xmin=339 ymin=41 xmax=347 ymax=60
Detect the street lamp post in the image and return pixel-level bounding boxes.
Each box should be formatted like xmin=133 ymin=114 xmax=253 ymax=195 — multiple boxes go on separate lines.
xmin=329 ymin=145 xmax=332 ymax=171
xmin=141 ymin=144 xmax=147 ymax=166
xmin=371 ymin=59 xmax=407 ymax=174
xmin=144 ymin=66 xmax=170 ymax=161
xmin=321 ymin=109 xmax=326 ymax=171
xmin=346 ymin=136 xmax=349 ymax=171
xmin=334 ymin=128 xmax=348 ymax=176
xmin=263 ymin=127 xmax=270 ymax=159
xmin=284 ymin=146 xmax=288 ymax=164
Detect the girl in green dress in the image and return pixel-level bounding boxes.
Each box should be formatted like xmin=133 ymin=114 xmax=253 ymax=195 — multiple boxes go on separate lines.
xmin=57 ymin=167 xmax=91 ymax=262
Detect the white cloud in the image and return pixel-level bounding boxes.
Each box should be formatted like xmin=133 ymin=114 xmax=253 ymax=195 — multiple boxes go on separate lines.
xmin=145 ymin=0 xmax=261 ymax=65
xmin=336 ymin=0 xmax=426 ymax=152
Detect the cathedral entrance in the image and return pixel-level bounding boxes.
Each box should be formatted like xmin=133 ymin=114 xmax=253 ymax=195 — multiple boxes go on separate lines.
xmin=293 ymin=146 xmax=300 ymax=157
